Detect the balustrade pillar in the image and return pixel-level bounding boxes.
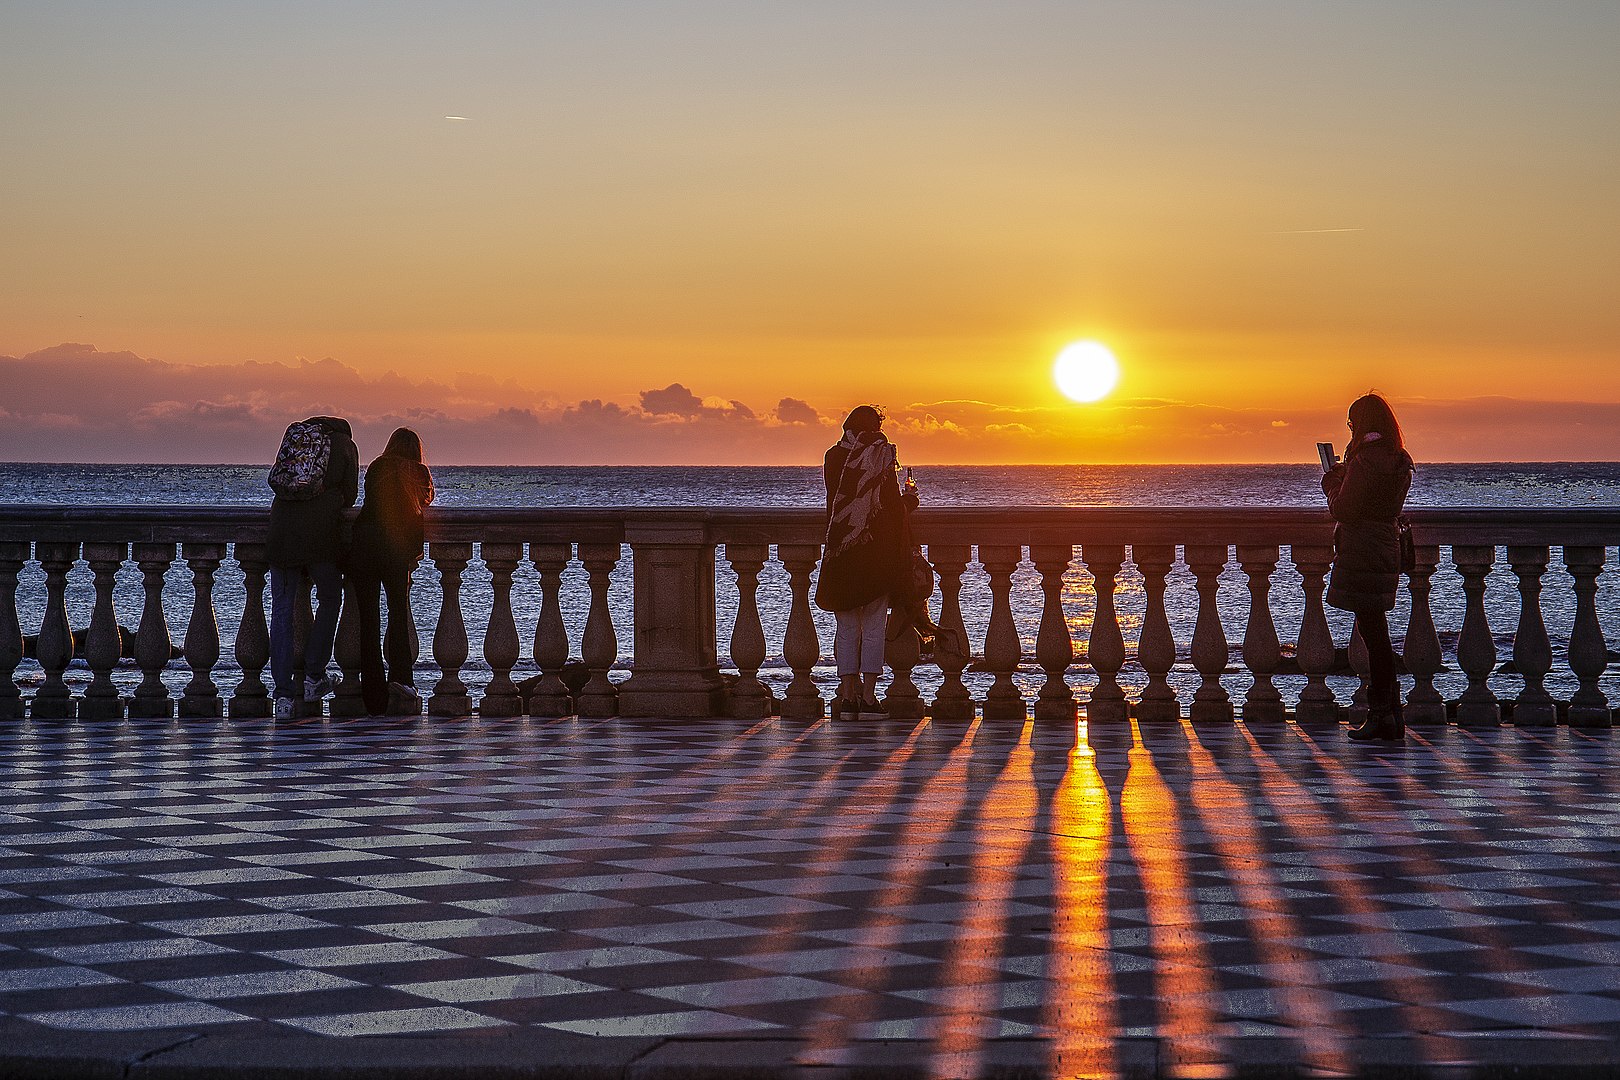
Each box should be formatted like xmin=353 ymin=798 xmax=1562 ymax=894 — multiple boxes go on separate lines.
xmin=527 ymin=544 xmax=573 ymax=717
xmin=330 ymin=579 xmax=366 ymax=718
xmin=231 ymin=544 xmax=271 ymax=718
xmin=1453 ymin=545 xmax=1501 ymax=727
xmin=883 ymin=605 xmax=925 ymax=719
xmin=777 ymin=544 xmax=823 ymax=719
xmin=1131 ymin=545 xmax=1176 ymax=723
xmin=131 ymin=543 xmax=175 ymax=718
xmin=724 ymin=544 xmax=777 ymax=719
xmin=32 ymin=543 xmax=78 ymax=720
xmin=428 ymin=543 xmax=473 ymax=717
xmin=928 ymin=545 xmax=975 ymax=720
xmin=1402 ymin=545 xmax=1446 ymax=725
xmin=617 ymin=521 xmax=726 ymax=717
xmin=178 ymin=544 xmax=224 ymax=718
xmin=81 ymin=542 xmax=127 ymax=720
xmin=1291 ymin=545 xmax=1338 ymax=724
xmin=0 ymin=543 xmax=26 ymax=721
xmin=1238 ymin=545 xmax=1284 ymax=723
xmin=1080 ymin=544 xmax=1126 ymax=723
xmin=1565 ymin=546 xmax=1612 ymax=728
xmin=1508 ymin=545 xmax=1556 ymax=726
xmin=981 ymin=545 xmax=1027 ymax=721
xmin=478 ymin=543 xmax=524 ymax=717
xmin=1186 ymin=544 xmax=1233 ymax=723
xmin=576 ymin=543 xmax=621 ymax=718
xmin=1032 ymin=544 xmax=1076 ymax=723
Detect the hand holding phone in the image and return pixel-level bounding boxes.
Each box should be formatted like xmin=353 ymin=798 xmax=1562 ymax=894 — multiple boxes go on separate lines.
xmin=1316 ymin=442 xmax=1339 ymax=472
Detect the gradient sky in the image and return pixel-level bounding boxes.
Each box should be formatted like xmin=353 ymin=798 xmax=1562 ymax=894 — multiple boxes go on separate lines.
xmin=3 ymin=1 xmax=1617 ymax=463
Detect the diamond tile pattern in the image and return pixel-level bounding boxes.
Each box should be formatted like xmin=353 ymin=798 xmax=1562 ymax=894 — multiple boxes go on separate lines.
xmin=0 ymin=714 xmax=1618 ymax=1053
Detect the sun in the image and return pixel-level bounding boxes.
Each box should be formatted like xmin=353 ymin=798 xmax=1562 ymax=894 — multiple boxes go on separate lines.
xmin=1053 ymin=340 xmax=1120 ymax=403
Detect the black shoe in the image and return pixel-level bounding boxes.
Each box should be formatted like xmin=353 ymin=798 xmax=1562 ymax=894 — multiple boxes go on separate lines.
xmin=1349 ymin=706 xmax=1403 ymax=742
xmin=832 ymin=697 xmax=858 ymax=721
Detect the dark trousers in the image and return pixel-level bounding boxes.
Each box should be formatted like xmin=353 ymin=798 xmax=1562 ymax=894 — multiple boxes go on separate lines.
xmin=1355 ymin=612 xmax=1397 ymax=708
xmin=269 ymin=562 xmax=343 ymax=699
xmin=349 ymin=558 xmax=415 ymax=715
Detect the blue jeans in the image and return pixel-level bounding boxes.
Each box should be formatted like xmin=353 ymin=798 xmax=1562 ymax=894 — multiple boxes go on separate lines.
xmin=269 ymin=562 xmax=344 ymax=698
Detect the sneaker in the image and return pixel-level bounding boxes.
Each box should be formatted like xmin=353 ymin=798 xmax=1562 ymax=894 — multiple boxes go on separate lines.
xmin=303 ymin=676 xmax=334 ymax=702
xmin=386 ymin=682 xmax=420 ymax=714
xmin=858 ymin=697 xmax=887 ymax=720
xmin=273 ymin=696 xmax=294 ymax=720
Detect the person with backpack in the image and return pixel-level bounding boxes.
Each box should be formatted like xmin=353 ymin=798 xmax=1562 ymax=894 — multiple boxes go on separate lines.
xmin=267 ymin=415 xmax=360 ymax=719
xmin=347 ymin=427 xmax=434 ymax=716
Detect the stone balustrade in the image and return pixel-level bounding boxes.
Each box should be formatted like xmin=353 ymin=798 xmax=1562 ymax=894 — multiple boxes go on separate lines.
xmin=2 ymin=505 xmax=1619 ymax=726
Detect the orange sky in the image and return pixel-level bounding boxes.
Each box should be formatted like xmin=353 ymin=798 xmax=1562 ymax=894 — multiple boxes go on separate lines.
xmin=3 ymin=3 xmax=1617 ymax=463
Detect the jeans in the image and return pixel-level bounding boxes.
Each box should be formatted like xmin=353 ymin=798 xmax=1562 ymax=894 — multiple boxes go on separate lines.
xmin=834 ymin=596 xmax=889 ymax=677
xmin=269 ymin=562 xmax=344 ymax=698
xmin=348 ymin=558 xmax=416 ymax=715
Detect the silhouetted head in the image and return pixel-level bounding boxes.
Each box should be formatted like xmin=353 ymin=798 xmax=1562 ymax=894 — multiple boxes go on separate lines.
xmin=383 ymin=427 xmax=424 ymax=462
xmin=1347 ymin=393 xmax=1403 ymax=453
xmin=842 ymin=405 xmax=885 ymax=434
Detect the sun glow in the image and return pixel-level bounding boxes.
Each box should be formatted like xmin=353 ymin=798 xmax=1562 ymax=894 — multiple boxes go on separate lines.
xmin=1053 ymin=341 xmax=1120 ymax=403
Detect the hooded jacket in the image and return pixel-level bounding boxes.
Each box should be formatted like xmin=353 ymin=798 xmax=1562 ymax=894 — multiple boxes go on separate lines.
xmin=1323 ymin=435 xmax=1414 ymax=613
xmin=266 ymin=417 xmax=360 ymax=568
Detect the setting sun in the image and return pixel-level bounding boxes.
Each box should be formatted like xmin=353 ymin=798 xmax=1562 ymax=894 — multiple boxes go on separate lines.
xmin=1053 ymin=341 xmax=1121 ymax=403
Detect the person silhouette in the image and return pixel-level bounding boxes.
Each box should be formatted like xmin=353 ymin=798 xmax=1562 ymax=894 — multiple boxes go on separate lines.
xmin=814 ymin=405 xmax=917 ymax=720
xmin=347 ymin=427 xmax=435 ymax=716
xmin=1323 ymin=393 xmax=1414 ymax=741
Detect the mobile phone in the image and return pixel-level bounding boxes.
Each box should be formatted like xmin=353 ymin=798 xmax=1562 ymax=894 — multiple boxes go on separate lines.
xmin=1316 ymin=442 xmax=1338 ymax=472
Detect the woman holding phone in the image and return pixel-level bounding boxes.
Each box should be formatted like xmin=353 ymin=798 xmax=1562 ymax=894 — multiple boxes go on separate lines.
xmin=1322 ymin=393 xmax=1414 ymax=741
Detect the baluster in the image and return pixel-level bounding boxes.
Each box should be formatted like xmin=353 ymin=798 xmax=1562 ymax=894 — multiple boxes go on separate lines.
xmin=1508 ymin=545 xmax=1556 ymax=726
xmin=1032 ymin=544 xmax=1076 ymax=723
xmin=330 ymin=579 xmax=366 ymax=717
xmin=131 ymin=543 xmax=176 ymax=718
xmin=1453 ymin=545 xmax=1501 ymax=727
xmin=576 ymin=543 xmax=620 ymax=718
xmin=81 ymin=542 xmax=127 ymax=720
xmin=1291 ymin=545 xmax=1338 ymax=724
xmin=1238 ymin=544 xmax=1284 ymax=723
xmin=928 ymin=544 xmax=974 ymax=720
xmin=31 ymin=543 xmax=78 ymax=720
xmin=1402 ymin=545 xmax=1446 ymax=725
xmin=1132 ymin=545 xmax=1177 ymax=723
xmin=479 ymin=543 xmax=524 ymax=717
xmin=1079 ymin=545 xmax=1128 ymax=723
xmin=428 ymin=543 xmax=472 ymax=717
xmin=779 ymin=544 xmax=823 ymax=719
xmin=528 ymin=543 xmax=573 ymax=717
xmin=725 ymin=544 xmax=776 ymax=718
xmin=1186 ymin=544 xmax=1233 ymax=723
xmin=231 ymin=544 xmax=271 ymax=718
xmin=178 ymin=543 xmax=223 ymax=718
xmin=981 ymin=545 xmax=1026 ymax=721
xmin=0 ymin=543 xmax=26 ymax=721
xmin=1565 ymin=546 xmax=1612 ymax=728
xmin=883 ymin=605 xmax=925 ymax=719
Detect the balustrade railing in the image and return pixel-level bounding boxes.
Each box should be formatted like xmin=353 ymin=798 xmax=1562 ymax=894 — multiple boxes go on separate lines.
xmin=2 ymin=506 xmax=1619 ymax=726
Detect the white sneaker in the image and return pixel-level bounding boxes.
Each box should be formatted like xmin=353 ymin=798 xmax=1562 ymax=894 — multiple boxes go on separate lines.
xmin=303 ymin=676 xmax=333 ymax=702
xmin=273 ymin=696 xmax=294 ymax=720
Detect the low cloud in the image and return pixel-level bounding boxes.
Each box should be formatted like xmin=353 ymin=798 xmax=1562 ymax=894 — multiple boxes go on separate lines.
xmin=775 ymin=397 xmax=821 ymax=425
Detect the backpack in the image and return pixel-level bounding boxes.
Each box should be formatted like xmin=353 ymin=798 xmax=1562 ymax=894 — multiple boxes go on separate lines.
xmin=268 ymin=420 xmax=333 ymax=500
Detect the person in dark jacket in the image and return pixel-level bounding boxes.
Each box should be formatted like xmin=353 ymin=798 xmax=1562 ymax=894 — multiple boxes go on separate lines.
xmin=1323 ymin=393 xmax=1414 ymax=741
xmin=814 ymin=405 xmax=917 ymax=719
xmin=348 ymin=428 xmax=435 ymax=716
xmin=267 ymin=416 xmax=360 ymax=719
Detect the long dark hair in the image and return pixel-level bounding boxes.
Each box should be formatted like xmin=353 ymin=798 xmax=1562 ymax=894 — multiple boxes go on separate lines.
xmin=1346 ymin=393 xmax=1403 ymax=457
xmin=382 ymin=427 xmax=424 ymax=463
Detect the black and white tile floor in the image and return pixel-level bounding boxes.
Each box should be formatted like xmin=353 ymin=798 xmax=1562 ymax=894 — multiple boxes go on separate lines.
xmin=1 ymin=714 xmax=1618 ymax=1067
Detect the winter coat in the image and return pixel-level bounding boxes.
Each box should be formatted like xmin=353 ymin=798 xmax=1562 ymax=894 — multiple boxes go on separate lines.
xmin=813 ymin=440 xmax=916 ymax=613
xmin=349 ymin=454 xmax=435 ymax=570
xmin=1323 ymin=436 xmax=1414 ymax=613
xmin=266 ymin=417 xmax=360 ymax=568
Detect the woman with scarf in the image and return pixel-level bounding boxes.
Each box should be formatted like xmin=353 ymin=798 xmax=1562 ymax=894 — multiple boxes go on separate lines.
xmin=815 ymin=405 xmax=917 ymax=719
xmin=348 ymin=427 xmax=435 ymax=716
xmin=1323 ymin=393 xmax=1414 ymax=742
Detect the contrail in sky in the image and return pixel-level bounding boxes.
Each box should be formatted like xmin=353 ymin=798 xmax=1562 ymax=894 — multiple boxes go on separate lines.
xmin=1276 ymin=227 xmax=1364 ymax=234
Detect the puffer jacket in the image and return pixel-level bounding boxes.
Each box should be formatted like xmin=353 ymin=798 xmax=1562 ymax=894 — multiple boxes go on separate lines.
xmin=1323 ymin=436 xmax=1414 ymax=613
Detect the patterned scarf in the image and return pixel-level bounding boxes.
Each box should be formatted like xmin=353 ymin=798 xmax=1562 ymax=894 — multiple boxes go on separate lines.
xmin=824 ymin=430 xmax=898 ymax=559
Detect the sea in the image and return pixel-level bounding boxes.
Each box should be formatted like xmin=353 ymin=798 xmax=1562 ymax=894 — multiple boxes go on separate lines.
xmin=5 ymin=462 xmax=1620 ymax=710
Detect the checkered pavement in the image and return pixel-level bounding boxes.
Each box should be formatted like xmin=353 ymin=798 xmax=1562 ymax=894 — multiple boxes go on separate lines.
xmin=1 ymin=714 xmax=1618 ymax=1062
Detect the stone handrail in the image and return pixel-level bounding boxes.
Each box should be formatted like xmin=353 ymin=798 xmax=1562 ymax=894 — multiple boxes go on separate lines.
xmin=3 ymin=504 xmax=1619 ymax=726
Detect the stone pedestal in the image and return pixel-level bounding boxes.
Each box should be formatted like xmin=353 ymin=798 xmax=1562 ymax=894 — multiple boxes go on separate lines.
xmin=615 ymin=521 xmax=726 ymax=717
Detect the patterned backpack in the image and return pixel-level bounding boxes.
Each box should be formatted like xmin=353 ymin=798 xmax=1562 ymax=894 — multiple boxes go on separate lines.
xmin=267 ymin=419 xmax=333 ymax=500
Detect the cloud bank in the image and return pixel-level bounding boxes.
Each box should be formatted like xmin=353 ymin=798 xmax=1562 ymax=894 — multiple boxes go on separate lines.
xmin=2 ymin=344 xmax=1618 ymax=464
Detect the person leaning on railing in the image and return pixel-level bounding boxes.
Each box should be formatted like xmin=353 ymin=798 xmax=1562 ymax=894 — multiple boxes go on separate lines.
xmin=1323 ymin=392 xmax=1415 ymax=742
